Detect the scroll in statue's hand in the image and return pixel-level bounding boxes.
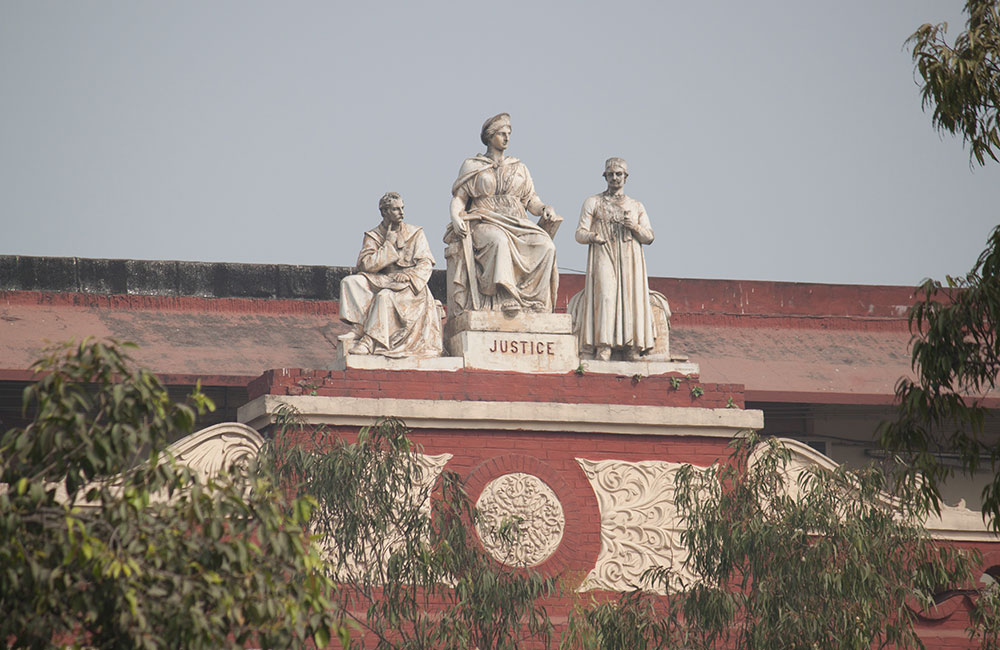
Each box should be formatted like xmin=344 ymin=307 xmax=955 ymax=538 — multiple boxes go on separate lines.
xmin=538 ymin=206 xmax=563 ymax=238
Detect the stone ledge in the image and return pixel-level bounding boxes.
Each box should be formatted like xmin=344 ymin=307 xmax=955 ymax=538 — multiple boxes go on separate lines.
xmin=578 ymin=359 xmax=699 ymax=376
xmin=329 ymin=350 xmax=700 ymax=376
xmin=445 ymin=310 xmax=573 ymax=338
xmin=238 ymin=394 xmax=763 ymax=437
xmin=333 ymin=352 xmax=464 ymax=372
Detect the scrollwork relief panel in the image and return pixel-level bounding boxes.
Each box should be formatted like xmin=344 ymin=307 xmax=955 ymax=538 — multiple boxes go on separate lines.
xmin=576 ymin=458 xmax=695 ymax=593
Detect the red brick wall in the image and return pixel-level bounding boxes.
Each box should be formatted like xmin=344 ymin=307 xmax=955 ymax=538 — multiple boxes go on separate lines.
xmin=254 ymin=369 xmax=998 ymax=648
xmin=274 ymin=421 xmax=999 ymax=649
xmin=274 ymin=422 xmax=731 ymax=613
xmin=250 ymin=367 xmax=745 ymax=409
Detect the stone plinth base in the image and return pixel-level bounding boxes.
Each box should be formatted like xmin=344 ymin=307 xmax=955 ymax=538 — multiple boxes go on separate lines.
xmin=580 ymin=359 xmax=700 ymax=376
xmin=446 ymin=311 xmax=579 ymax=373
xmin=335 ymin=333 xmax=462 ymax=372
xmin=337 ymin=311 xmax=700 ymax=376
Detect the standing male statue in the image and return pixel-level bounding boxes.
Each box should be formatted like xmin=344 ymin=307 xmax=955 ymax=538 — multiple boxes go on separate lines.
xmin=339 ymin=192 xmax=442 ymax=358
xmin=570 ymin=158 xmax=656 ymax=361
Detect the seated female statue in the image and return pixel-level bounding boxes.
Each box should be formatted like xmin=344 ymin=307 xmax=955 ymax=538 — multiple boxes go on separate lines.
xmin=444 ymin=113 xmax=562 ymax=316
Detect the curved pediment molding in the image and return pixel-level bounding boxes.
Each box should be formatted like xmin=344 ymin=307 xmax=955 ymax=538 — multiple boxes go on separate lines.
xmin=758 ymin=437 xmax=994 ymax=542
xmin=167 ymin=422 xmax=265 ymax=482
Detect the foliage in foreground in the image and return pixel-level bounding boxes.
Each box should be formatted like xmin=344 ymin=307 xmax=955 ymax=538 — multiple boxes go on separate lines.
xmin=263 ymin=413 xmax=557 ymax=650
xmin=565 ymin=435 xmax=978 ymax=650
xmin=7 ymin=340 xmax=996 ymax=650
xmin=0 ymin=340 xmax=338 ymax=649
xmin=909 ymin=0 xmax=1000 ymax=165
xmin=879 ymin=225 xmax=1000 ymax=529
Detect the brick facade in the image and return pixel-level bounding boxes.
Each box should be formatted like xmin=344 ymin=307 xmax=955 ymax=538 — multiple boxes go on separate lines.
xmin=249 ymin=367 xmax=744 ymax=410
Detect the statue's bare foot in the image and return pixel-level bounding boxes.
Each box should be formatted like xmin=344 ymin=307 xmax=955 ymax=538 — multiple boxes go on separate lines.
xmin=501 ymin=298 xmax=521 ymax=314
xmin=595 ymin=346 xmax=611 ymax=361
xmin=349 ymin=338 xmax=373 ymax=355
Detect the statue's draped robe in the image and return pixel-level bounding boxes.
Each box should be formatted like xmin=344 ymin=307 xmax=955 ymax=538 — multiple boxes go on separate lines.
xmin=571 ymin=193 xmax=656 ymax=353
xmin=444 ymin=155 xmax=558 ymax=314
xmin=340 ymin=222 xmax=442 ymax=358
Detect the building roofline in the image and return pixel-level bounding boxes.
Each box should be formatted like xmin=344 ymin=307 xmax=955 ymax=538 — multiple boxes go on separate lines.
xmin=2 ymin=254 xmax=920 ymax=320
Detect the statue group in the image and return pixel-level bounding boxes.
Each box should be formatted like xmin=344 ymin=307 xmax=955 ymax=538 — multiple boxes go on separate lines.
xmin=340 ymin=113 xmax=667 ymax=363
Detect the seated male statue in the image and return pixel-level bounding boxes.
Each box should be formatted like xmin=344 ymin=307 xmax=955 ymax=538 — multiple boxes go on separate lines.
xmin=339 ymin=192 xmax=442 ymax=358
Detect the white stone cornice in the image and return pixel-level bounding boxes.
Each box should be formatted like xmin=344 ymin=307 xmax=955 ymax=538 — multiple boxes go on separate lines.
xmin=237 ymin=394 xmax=763 ymax=437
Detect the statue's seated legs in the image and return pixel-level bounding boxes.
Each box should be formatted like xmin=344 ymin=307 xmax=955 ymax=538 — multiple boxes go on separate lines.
xmin=470 ymin=222 xmax=556 ymax=313
xmin=341 ymin=276 xmax=408 ymax=353
xmin=340 ymin=274 xmax=375 ymax=327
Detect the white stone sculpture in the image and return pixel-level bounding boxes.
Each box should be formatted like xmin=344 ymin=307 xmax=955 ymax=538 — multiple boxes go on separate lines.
xmin=168 ymin=422 xmax=264 ymax=482
xmin=321 ymin=452 xmax=453 ymax=582
xmin=340 ymin=192 xmax=443 ymax=358
xmin=570 ymin=157 xmax=658 ymax=361
xmin=755 ymin=438 xmax=998 ymax=542
xmin=444 ymin=113 xmax=563 ymax=317
xmin=576 ymin=458 xmax=694 ymax=593
xmin=577 ymin=440 xmax=1000 ymax=596
xmin=475 ymin=472 xmax=565 ymax=567
xmin=43 ymin=423 xmax=265 ymax=507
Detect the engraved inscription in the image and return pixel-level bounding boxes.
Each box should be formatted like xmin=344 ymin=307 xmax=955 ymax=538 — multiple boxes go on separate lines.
xmin=487 ymin=339 xmax=556 ymax=355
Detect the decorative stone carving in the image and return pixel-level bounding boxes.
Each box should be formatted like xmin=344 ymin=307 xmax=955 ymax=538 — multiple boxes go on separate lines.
xmin=444 ymin=113 xmax=563 ymax=317
xmin=412 ymin=452 xmax=454 ymax=500
xmin=569 ymin=158 xmax=666 ymax=361
xmin=323 ymin=452 xmax=453 ymax=581
xmin=168 ymin=422 xmax=264 ymax=482
xmin=576 ymin=458 xmax=695 ymax=593
xmin=49 ymin=423 xmax=265 ymax=507
xmin=445 ymin=311 xmax=580 ymax=373
xmin=758 ymin=438 xmax=997 ymax=542
xmin=340 ymin=192 xmax=443 ymax=359
xmin=576 ymin=441 xmax=1000 ymax=595
xmin=475 ymin=472 xmax=565 ymax=567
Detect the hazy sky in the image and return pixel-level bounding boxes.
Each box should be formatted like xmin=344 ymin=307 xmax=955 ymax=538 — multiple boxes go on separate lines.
xmin=1 ymin=1 xmax=997 ymax=287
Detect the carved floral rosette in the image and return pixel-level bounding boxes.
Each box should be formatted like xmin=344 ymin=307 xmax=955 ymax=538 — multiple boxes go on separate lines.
xmin=576 ymin=458 xmax=695 ymax=593
xmin=475 ymin=472 xmax=565 ymax=567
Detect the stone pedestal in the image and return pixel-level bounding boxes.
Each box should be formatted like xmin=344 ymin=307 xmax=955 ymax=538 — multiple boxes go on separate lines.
xmin=334 ymin=332 xmax=464 ymax=372
xmin=445 ymin=311 xmax=579 ymax=373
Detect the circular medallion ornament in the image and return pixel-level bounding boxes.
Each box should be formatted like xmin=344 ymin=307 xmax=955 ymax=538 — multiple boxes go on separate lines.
xmin=475 ymin=472 xmax=565 ymax=567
